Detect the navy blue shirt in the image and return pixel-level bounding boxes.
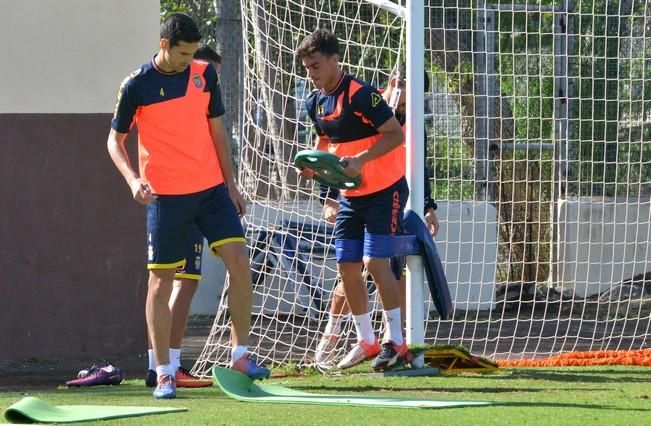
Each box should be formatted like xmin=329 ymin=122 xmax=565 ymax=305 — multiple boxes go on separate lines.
xmin=111 ymin=58 xmax=224 ymax=133
xmin=305 ymin=73 xmax=394 ymax=142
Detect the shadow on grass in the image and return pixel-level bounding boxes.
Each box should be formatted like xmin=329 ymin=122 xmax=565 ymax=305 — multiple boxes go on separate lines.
xmin=482 ymin=369 xmax=651 ymax=384
xmin=495 ymin=401 xmax=651 ymax=412
xmin=289 ymin=384 xmax=607 ymax=395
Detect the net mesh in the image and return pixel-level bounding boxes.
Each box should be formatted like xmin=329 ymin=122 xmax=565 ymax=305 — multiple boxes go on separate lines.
xmin=193 ymin=0 xmax=651 ymax=375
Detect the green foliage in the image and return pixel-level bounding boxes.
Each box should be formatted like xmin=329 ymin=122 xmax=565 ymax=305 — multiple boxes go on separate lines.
xmin=568 ymin=0 xmax=651 ymax=197
xmin=430 ymin=135 xmax=476 ymax=201
xmin=160 ymin=0 xmax=218 ymax=45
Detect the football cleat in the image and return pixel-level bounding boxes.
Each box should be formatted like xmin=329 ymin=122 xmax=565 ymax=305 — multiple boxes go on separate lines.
xmin=371 ymin=341 xmax=409 ymax=371
xmin=175 ymin=366 xmax=213 ymax=388
xmin=66 ymin=363 xmax=125 ymax=387
xmin=152 ymin=374 xmax=176 ymax=399
xmin=145 ymin=369 xmax=157 ymax=387
xmin=231 ymin=354 xmax=271 ymax=380
xmin=337 ymin=339 xmax=381 ymax=369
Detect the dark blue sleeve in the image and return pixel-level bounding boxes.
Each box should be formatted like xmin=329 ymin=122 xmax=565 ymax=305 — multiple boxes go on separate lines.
xmin=111 ymin=75 xmax=139 ymax=133
xmin=305 ymin=93 xmax=325 ymax=136
xmin=424 ymin=165 xmax=436 ymax=211
xmin=319 ymin=184 xmax=340 ymax=204
xmin=204 ymin=63 xmax=225 ymax=118
xmin=423 ymin=129 xmax=437 ymax=211
xmin=350 ymin=84 xmax=395 ymax=129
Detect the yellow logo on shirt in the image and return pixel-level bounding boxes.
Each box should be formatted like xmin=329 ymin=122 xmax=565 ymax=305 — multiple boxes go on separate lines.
xmin=160 ymin=88 xmax=165 ymax=97
xmin=371 ymin=92 xmax=382 ymax=108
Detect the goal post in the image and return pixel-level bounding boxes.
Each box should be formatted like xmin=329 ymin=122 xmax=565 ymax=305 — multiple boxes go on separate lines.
xmin=404 ymin=0 xmax=427 ymax=364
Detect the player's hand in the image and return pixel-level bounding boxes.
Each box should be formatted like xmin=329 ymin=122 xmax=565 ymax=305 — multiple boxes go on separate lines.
xmin=128 ymin=178 xmax=157 ymax=205
xmin=297 ymin=167 xmax=315 ymax=179
xmin=228 ymin=186 xmax=247 ymax=216
xmin=425 ymin=208 xmax=439 ymax=237
xmin=323 ymin=198 xmax=339 ymax=224
xmin=340 ymin=156 xmax=363 ymax=177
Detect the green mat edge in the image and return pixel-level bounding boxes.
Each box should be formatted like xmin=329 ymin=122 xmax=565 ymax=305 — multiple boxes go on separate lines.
xmin=3 ymin=396 xmax=187 ymax=424
xmin=213 ymin=367 xmax=493 ymax=410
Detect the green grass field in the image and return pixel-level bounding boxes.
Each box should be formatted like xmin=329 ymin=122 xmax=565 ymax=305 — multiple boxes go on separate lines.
xmin=1 ymin=366 xmax=650 ymax=425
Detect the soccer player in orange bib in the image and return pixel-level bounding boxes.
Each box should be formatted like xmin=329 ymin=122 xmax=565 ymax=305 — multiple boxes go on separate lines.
xmin=107 ymin=13 xmax=269 ymax=399
xmin=297 ymin=29 xmax=409 ymax=371
xmin=143 ymin=45 xmax=224 ymax=390
xmin=315 ymin=72 xmax=440 ymax=369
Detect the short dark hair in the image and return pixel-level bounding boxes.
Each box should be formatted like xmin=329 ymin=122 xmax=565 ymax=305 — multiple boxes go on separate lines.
xmin=296 ymin=29 xmax=339 ymax=58
xmin=194 ymin=45 xmax=222 ymax=64
xmin=160 ymin=13 xmax=202 ymax=48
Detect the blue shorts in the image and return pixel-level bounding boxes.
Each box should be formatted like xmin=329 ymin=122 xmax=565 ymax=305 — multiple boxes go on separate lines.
xmin=335 ymin=177 xmax=409 ymax=262
xmin=146 ymin=184 xmax=245 ymax=269
xmin=174 ymin=225 xmax=203 ymax=280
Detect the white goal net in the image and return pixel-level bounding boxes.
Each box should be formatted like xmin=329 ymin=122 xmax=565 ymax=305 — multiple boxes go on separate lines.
xmin=193 ymin=0 xmax=651 ymax=374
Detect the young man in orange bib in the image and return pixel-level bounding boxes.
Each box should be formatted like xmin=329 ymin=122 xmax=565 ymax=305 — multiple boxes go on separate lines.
xmin=297 ymin=29 xmax=409 ymax=371
xmin=108 ymin=13 xmax=269 ymax=398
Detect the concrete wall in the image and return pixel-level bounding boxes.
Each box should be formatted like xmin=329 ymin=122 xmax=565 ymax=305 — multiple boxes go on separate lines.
xmin=191 ymin=200 xmax=498 ymax=314
xmin=0 ymin=0 xmax=158 ymax=113
xmin=436 ymin=201 xmax=497 ymax=310
xmin=0 ymin=0 xmax=159 ymax=359
xmin=557 ymin=197 xmax=651 ymax=297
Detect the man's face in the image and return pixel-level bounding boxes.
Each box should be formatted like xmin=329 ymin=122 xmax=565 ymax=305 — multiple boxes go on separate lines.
xmin=301 ymin=52 xmax=339 ymax=91
xmin=161 ymin=39 xmax=199 ymax=72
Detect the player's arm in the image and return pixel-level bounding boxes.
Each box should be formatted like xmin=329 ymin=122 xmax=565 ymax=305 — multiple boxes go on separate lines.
xmin=107 ymin=72 xmax=155 ymax=204
xmin=309 ymin=126 xmax=339 ymax=219
xmin=342 ymin=84 xmax=404 ymax=176
xmin=208 ymin=116 xmax=236 ymax=188
xmin=298 ymin=95 xmax=327 ymax=180
xmin=205 ymin=63 xmax=246 ymax=215
xmin=106 ymin=129 xmax=155 ymax=204
xmin=354 ymin=117 xmax=403 ymax=164
xmin=208 ymin=116 xmax=246 ymax=216
xmin=341 ymin=117 xmax=403 ymax=177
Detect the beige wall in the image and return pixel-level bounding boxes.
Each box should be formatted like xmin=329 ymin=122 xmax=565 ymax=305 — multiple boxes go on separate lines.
xmin=0 ymin=0 xmax=159 ymax=113
xmin=558 ymin=198 xmax=651 ymax=297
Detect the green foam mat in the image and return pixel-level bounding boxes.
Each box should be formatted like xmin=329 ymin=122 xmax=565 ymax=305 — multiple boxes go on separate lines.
xmin=213 ymin=367 xmax=492 ymax=409
xmin=3 ymin=396 xmax=186 ymax=424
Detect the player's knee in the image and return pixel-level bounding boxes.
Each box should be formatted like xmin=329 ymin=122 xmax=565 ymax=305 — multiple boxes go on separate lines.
xmin=226 ymin=253 xmax=251 ymax=277
xmin=338 ymin=263 xmax=360 ymax=282
xmin=332 ymin=282 xmax=347 ymax=306
xmin=362 ymin=257 xmax=388 ymax=278
xmin=334 ymin=281 xmax=346 ymax=299
xmin=147 ymin=272 xmax=174 ymax=299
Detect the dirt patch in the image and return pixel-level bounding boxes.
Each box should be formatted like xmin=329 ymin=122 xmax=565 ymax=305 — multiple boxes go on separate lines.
xmin=0 ymin=356 xmax=146 ymax=391
xmin=0 ymin=318 xmax=213 ymax=392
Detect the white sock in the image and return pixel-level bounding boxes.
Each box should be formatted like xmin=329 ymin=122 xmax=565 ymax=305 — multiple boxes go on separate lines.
xmin=169 ymin=348 xmax=181 ymax=371
xmin=231 ymin=345 xmax=248 ymax=365
xmin=324 ymin=314 xmax=343 ymax=336
xmin=148 ymin=349 xmax=156 ymax=370
xmin=383 ymin=307 xmax=403 ymax=345
xmin=352 ymin=312 xmax=375 ymax=344
xmin=156 ymin=363 xmax=176 ymax=379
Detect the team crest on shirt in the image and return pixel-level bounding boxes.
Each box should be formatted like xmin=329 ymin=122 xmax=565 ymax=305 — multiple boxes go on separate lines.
xmin=192 ymin=73 xmax=203 ymax=88
xmin=371 ymin=92 xmax=382 ymax=108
